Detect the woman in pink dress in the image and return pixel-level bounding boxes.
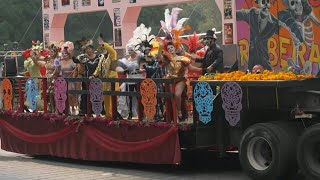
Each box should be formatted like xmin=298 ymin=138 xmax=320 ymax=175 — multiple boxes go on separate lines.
xmin=60 ymin=41 xmax=78 ymax=115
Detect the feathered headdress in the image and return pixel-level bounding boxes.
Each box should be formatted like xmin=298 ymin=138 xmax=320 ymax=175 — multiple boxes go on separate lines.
xmin=171 ymin=25 xmax=191 ymax=49
xmin=183 ymin=32 xmax=204 ymax=53
xmin=160 ymin=8 xmax=189 ymax=35
xmin=127 ymin=23 xmax=156 ymax=55
xmin=159 ymin=7 xmax=190 ymax=50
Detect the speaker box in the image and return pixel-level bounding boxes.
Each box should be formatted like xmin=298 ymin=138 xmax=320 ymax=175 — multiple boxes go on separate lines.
xmin=4 ymin=57 xmax=18 ymax=77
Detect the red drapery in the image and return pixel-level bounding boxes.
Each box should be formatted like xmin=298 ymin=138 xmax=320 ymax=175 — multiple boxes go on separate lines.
xmin=84 ymin=125 xmax=177 ymax=152
xmin=0 ymin=119 xmax=76 ymax=143
xmin=0 ymin=118 xmax=181 ymax=164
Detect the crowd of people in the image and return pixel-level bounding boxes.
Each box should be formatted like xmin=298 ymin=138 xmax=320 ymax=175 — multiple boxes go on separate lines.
xmin=20 ymin=32 xmax=222 ymax=122
xmin=18 ymin=8 xmax=224 ymax=123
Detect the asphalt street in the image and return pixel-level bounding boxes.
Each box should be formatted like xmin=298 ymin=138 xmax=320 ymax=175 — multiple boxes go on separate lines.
xmin=0 ymin=147 xmax=250 ymax=180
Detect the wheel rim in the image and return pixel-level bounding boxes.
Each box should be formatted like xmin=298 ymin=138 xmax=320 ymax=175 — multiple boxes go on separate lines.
xmin=247 ymin=137 xmax=273 ymax=171
xmin=305 ymin=141 xmax=320 ymax=174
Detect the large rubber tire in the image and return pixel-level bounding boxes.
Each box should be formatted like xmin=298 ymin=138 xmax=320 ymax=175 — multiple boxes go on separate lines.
xmin=297 ymin=123 xmax=320 ymax=180
xmin=239 ymin=122 xmax=299 ymax=180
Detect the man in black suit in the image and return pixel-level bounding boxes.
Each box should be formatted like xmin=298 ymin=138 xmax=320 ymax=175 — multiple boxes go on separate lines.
xmin=195 ymin=29 xmax=224 ymax=74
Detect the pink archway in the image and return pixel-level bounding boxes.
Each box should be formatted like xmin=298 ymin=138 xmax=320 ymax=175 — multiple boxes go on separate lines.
xmin=42 ymin=0 xmax=236 ymax=49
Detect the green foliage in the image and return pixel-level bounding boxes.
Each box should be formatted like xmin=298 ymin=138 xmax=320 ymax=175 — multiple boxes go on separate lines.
xmin=0 ymin=0 xmax=221 ymax=50
xmin=138 ymin=0 xmax=222 ymax=36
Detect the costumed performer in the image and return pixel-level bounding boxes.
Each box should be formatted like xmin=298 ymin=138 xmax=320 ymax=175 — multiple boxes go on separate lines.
xmin=22 ymin=41 xmax=48 ymax=111
xmin=120 ymin=44 xmax=142 ymax=120
xmin=60 ymin=41 xmax=78 ymax=115
xmin=158 ymin=41 xmax=191 ymax=122
xmin=72 ymin=39 xmax=101 ymax=115
xmin=194 ymin=29 xmax=224 ymax=74
xmin=45 ymin=42 xmax=61 ymax=112
xmin=90 ymin=36 xmax=117 ymax=118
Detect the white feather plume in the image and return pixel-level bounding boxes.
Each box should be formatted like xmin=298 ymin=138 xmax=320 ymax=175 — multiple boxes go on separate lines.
xmin=160 ymin=7 xmax=188 ymax=34
xmin=175 ymin=18 xmax=189 ymax=30
xmin=127 ymin=23 xmax=155 ymax=48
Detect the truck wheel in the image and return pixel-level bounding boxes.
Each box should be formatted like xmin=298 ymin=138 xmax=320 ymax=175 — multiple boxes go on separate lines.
xmin=297 ymin=123 xmax=320 ymax=180
xmin=239 ymin=123 xmax=298 ymax=180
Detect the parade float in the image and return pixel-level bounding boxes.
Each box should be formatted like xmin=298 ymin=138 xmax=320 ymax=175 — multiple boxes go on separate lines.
xmin=0 ymin=1 xmax=319 ymax=180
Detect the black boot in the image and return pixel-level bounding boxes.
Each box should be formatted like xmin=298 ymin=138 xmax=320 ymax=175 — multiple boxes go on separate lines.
xmin=116 ymin=111 xmax=124 ymax=120
xmin=128 ymin=112 xmax=133 ymax=120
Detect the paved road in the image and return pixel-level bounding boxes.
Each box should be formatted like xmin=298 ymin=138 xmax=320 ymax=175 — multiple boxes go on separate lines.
xmin=0 ymin=148 xmax=250 ymax=180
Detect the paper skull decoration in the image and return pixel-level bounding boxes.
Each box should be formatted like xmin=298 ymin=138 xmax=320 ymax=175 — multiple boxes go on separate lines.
xmin=1 ymin=78 xmax=13 ymax=111
xmin=221 ymin=82 xmax=243 ymax=126
xmin=25 ymin=78 xmax=39 ymax=111
xmin=54 ymin=77 xmax=67 ymax=113
xmin=193 ymin=82 xmax=214 ymax=124
xmin=89 ymin=78 xmax=104 ymax=116
xmin=140 ymin=79 xmax=157 ymax=121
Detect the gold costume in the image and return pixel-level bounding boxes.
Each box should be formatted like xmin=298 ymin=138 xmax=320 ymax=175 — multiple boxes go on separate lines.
xmin=166 ymin=55 xmax=191 ymax=80
xmin=93 ymin=43 xmax=117 ymax=117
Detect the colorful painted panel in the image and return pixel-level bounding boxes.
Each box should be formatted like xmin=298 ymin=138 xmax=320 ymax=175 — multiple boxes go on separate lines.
xmin=140 ymin=79 xmax=157 ymax=121
xmin=236 ymin=0 xmax=320 ymax=75
xmin=194 ymin=82 xmax=214 ymax=124
xmin=54 ymin=77 xmax=67 ymax=113
xmin=221 ymin=82 xmax=243 ymax=126
xmin=25 ymin=78 xmax=39 ymax=111
xmin=90 ymin=78 xmax=104 ymax=116
xmin=1 ymin=79 xmax=13 ymax=111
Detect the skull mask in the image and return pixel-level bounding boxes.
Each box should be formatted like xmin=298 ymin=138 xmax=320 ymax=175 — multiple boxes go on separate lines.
xmin=194 ymin=82 xmax=214 ymax=124
xmin=257 ymin=0 xmax=271 ymax=10
xmin=252 ymin=65 xmax=264 ymax=74
xmin=288 ymin=0 xmax=303 ymax=16
xmin=126 ymin=44 xmax=136 ymax=56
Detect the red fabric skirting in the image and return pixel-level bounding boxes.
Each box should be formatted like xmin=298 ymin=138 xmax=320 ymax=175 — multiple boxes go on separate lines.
xmin=0 ymin=118 xmax=181 ymax=164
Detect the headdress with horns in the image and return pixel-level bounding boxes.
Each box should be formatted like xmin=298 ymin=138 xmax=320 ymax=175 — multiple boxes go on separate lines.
xmin=22 ymin=40 xmax=49 ymax=59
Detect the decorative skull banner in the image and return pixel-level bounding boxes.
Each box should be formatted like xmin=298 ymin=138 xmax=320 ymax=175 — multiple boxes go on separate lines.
xmin=140 ymin=79 xmax=157 ymax=121
xmin=54 ymin=77 xmax=67 ymax=113
xmin=89 ymin=78 xmax=104 ymax=116
xmin=2 ymin=79 xmax=13 ymax=111
xmin=221 ymin=82 xmax=243 ymax=126
xmin=193 ymin=82 xmax=214 ymax=124
xmin=25 ymin=78 xmax=39 ymax=111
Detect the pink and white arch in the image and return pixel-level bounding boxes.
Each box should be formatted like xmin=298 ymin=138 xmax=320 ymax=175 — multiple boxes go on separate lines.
xmin=42 ymin=0 xmax=236 ymax=49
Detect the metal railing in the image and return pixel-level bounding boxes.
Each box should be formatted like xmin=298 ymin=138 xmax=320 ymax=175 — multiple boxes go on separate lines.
xmin=0 ymin=77 xmax=180 ymax=125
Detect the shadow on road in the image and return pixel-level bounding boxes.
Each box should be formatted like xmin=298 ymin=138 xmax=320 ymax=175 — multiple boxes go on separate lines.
xmin=29 ymin=150 xmax=242 ymax=175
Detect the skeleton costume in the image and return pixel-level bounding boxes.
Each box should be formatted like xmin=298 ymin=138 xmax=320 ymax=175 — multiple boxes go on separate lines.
xmin=236 ymin=0 xmax=280 ymax=71
xmin=73 ymin=42 xmax=100 ymax=115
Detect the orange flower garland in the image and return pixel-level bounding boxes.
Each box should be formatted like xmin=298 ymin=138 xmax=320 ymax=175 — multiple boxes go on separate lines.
xmin=198 ymin=70 xmax=313 ymax=81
